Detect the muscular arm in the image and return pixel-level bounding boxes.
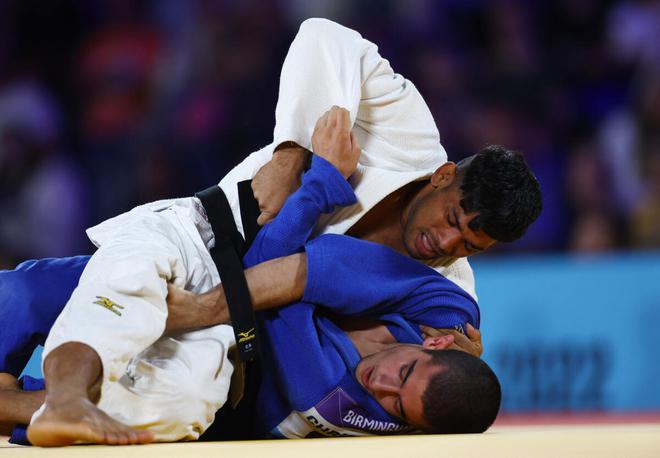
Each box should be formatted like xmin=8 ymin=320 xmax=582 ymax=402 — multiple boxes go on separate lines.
xmin=165 ymin=239 xmax=483 ymax=357
xmin=166 ymin=253 xmax=307 ymax=333
xmin=167 ymin=236 xmax=469 ymax=333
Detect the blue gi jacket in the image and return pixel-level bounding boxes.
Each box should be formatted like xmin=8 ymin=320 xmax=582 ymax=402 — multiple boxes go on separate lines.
xmin=242 ymin=156 xmax=479 ymax=437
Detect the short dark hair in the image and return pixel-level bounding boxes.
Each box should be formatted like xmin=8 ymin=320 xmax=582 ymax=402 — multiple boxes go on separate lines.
xmin=421 ymin=349 xmax=501 ymax=434
xmin=457 ymin=145 xmax=542 ymax=242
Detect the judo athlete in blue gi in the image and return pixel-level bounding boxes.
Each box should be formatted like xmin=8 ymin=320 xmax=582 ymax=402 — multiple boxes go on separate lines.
xmin=0 ymin=157 xmax=491 ymax=443
xmin=0 ymin=152 xmax=494 ymax=443
xmin=240 ymin=150 xmax=498 ymax=438
xmin=20 ymin=106 xmax=499 ymax=445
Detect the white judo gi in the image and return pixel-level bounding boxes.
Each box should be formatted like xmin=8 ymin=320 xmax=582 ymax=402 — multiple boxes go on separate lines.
xmin=41 ymin=18 xmax=476 ymax=441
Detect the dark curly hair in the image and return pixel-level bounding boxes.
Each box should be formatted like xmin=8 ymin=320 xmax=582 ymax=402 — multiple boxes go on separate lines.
xmin=457 ymin=145 xmax=542 ymax=242
xmin=421 ymin=349 xmax=501 ymax=434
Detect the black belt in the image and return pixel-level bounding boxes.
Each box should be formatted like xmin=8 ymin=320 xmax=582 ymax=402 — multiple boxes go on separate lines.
xmin=195 ymin=180 xmax=261 ymax=362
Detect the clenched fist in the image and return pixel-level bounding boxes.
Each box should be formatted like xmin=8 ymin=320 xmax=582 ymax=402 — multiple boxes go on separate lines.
xmin=311 ymin=106 xmax=361 ymax=179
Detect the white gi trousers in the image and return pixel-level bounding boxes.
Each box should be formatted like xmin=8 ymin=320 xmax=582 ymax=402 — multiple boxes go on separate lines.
xmin=41 ymin=18 xmax=476 ymax=441
xmin=42 ymin=198 xmax=235 ymax=441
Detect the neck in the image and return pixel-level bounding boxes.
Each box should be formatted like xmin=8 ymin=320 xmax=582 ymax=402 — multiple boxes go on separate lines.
xmin=346 ymin=180 xmax=427 ymax=256
xmin=398 ymin=179 xmax=428 ymax=227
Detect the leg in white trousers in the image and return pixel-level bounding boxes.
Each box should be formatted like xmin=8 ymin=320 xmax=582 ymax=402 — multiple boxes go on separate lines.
xmin=41 ymin=202 xmax=235 ymax=441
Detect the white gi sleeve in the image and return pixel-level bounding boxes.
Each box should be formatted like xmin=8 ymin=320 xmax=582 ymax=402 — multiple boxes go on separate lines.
xmin=274 ymin=18 xmax=447 ymax=172
xmin=219 ymin=18 xmax=448 ymax=235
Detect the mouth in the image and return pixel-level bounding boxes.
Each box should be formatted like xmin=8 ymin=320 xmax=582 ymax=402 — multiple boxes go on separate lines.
xmin=416 ymin=232 xmax=441 ymax=258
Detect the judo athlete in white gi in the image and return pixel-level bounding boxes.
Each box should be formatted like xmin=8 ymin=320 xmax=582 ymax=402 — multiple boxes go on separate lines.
xmin=24 ymin=19 xmax=541 ymax=446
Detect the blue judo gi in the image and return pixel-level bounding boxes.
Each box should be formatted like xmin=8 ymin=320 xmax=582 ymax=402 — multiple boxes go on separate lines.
xmin=241 ymin=156 xmax=480 ymax=437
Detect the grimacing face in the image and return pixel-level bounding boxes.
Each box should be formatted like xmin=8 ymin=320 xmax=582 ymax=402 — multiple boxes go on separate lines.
xmin=354 ymin=344 xmax=442 ymax=429
xmin=402 ymin=163 xmax=496 ymax=260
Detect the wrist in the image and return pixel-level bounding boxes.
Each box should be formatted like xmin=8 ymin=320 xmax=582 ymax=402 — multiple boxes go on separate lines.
xmin=273 ymin=142 xmax=310 ymax=172
xmin=200 ymin=286 xmax=230 ymax=325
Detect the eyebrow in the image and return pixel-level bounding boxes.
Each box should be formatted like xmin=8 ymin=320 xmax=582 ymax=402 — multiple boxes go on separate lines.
xmin=399 ymin=359 xmax=418 ymax=421
xmin=453 ymin=209 xmax=485 ymax=252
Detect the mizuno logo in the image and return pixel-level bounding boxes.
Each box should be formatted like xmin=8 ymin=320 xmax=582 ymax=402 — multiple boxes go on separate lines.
xmin=93 ymin=296 xmax=125 ymax=316
xmin=238 ymin=328 xmax=256 ymax=343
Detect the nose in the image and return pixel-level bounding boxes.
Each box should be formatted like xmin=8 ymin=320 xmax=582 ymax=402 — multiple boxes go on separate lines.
xmin=438 ymin=229 xmax=461 ymax=255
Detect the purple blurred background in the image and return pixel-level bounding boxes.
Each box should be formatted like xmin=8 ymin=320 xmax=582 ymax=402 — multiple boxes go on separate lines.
xmin=1 ymin=0 xmax=659 ymax=267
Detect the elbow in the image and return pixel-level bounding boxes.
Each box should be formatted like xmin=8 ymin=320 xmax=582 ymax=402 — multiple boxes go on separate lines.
xmin=298 ymin=18 xmax=337 ymax=36
xmin=296 ymin=18 xmax=355 ymax=48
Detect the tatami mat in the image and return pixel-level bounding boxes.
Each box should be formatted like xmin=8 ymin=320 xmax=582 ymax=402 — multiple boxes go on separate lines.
xmin=2 ymin=423 xmax=659 ymax=458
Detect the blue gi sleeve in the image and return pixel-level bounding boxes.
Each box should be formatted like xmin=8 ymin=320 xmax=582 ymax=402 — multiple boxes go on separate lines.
xmin=243 ymin=155 xmax=356 ymax=267
xmin=0 ymin=256 xmax=90 ymax=377
xmin=302 ymin=234 xmax=480 ymax=329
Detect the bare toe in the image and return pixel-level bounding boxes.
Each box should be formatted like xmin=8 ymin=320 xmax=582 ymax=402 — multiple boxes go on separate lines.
xmin=28 ymin=397 xmax=152 ymax=447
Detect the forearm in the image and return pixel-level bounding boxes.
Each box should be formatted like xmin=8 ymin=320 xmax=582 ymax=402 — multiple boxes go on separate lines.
xmin=245 ymin=252 xmax=307 ymax=312
xmin=269 ymin=142 xmax=309 ymax=186
xmin=166 ymin=253 xmax=307 ymax=332
xmin=0 ymin=388 xmax=45 ymax=425
xmin=251 ymin=142 xmax=311 ymax=226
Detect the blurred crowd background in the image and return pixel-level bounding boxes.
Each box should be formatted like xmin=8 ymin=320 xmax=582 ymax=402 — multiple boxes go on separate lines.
xmin=1 ymin=0 xmax=659 ymax=267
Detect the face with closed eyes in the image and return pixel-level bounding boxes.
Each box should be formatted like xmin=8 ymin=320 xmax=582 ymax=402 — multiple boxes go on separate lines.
xmin=354 ymin=343 xmax=443 ymax=430
xmin=402 ymin=162 xmax=496 ymax=260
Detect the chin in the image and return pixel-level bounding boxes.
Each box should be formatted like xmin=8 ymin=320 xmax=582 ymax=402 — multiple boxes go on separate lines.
xmin=408 ymin=242 xmax=428 ymax=260
xmin=402 ymin=234 xmax=420 ymax=259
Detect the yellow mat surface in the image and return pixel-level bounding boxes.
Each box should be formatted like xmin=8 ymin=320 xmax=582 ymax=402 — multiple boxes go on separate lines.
xmin=2 ymin=424 xmax=659 ymax=458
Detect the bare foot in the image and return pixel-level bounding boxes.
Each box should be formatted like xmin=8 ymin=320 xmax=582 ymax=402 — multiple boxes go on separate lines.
xmin=27 ymin=396 xmax=153 ymax=446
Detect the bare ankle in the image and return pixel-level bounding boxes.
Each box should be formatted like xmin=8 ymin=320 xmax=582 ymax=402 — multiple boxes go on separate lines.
xmin=44 ymin=392 xmax=87 ymax=404
xmin=43 ymin=342 xmax=103 ymax=404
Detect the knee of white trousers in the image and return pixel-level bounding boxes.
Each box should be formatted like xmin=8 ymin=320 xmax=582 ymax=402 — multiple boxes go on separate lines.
xmin=98 ymin=325 xmax=236 ymax=441
xmin=42 ymin=282 xmax=168 ymax=382
xmin=41 ymin=234 xmax=181 ymax=380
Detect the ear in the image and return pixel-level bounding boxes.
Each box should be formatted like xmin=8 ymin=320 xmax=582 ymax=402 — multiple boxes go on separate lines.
xmin=429 ymin=162 xmax=457 ymax=189
xmin=422 ymin=335 xmax=454 ymax=350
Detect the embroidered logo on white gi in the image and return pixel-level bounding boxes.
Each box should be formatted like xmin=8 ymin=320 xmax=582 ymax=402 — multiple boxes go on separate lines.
xmin=237 ymin=328 xmax=256 ymax=343
xmin=93 ymin=296 xmax=124 ymax=316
